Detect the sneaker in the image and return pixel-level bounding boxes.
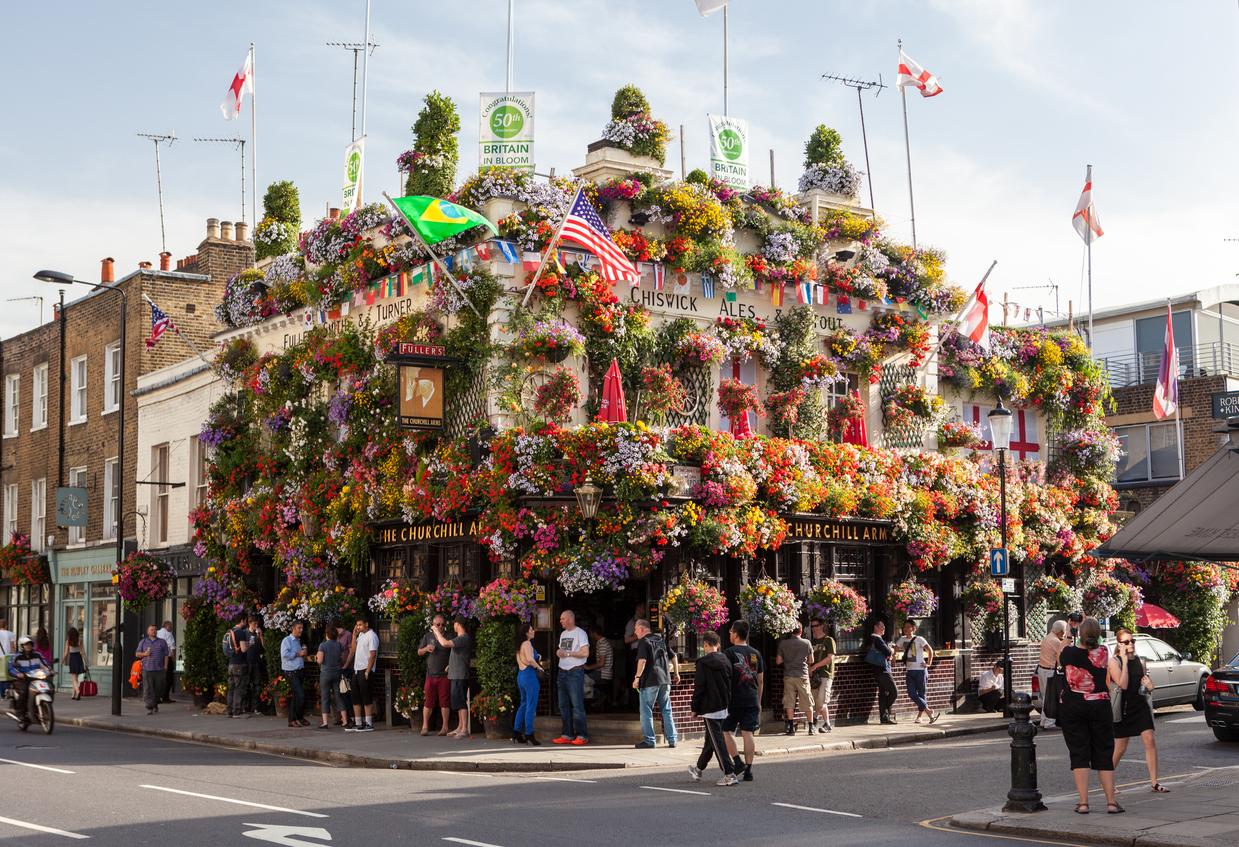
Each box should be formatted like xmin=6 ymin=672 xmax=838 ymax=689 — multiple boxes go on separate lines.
xmin=807 ymin=724 xmax=816 ymax=735
xmin=716 ymin=774 xmax=739 ymax=787
xmin=742 ymin=767 xmax=753 ymax=782
xmin=634 ymin=741 xmax=656 ymax=749
xmin=687 ymin=765 xmax=702 ymax=782
xmin=785 ymin=722 xmax=795 ymax=736
xmin=147 ymin=709 xmax=154 ymax=716
xmin=668 ymin=740 xmax=676 ymax=748
xmin=552 ymin=736 xmax=573 ymax=745
xmin=732 ymin=755 xmax=745 ymax=773
xmin=344 ymin=724 xmax=359 ymax=732
xmin=356 ymin=725 xmax=375 ymax=733
xmin=928 ymin=711 xmax=941 ymax=725
xmin=570 ymin=736 xmax=589 ymax=746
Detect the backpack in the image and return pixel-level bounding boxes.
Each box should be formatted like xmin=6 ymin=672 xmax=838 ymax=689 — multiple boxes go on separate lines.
xmin=222 ymin=632 xmax=234 ymax=659
xmin=646 ymin=634 xmax=670 ymax=677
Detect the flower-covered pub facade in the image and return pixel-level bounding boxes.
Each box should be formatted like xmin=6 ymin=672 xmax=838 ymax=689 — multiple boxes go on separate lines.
xmin=185 ymin=89 xmax=1131 ymax=733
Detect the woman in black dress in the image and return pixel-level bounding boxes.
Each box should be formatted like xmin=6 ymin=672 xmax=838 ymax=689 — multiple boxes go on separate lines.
xmin=62 ymin=627 xmax=87 ymax=700
xmin=1111 ymin=628 xmax=1169 ymax=793
xmin=1059 ymin=617 xmax=1126 ymax=814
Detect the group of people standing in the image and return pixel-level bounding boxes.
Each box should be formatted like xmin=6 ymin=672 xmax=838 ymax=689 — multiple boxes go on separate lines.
xmin=865 ymin=619 xmax=942 ymax=725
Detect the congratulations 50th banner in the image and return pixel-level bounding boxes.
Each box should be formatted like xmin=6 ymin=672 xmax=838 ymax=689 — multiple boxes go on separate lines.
xmin=708 ymin=114 xmax=749 ymax=190
xmin=480 ymin=92 xmax=535 ymax=170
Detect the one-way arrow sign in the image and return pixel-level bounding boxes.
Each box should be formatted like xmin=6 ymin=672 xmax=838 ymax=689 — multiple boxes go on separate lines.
xmin=242 ymin=824 xmax=332 ymax=846
xmin=989 ymin=547 xmax=1009 ymax=577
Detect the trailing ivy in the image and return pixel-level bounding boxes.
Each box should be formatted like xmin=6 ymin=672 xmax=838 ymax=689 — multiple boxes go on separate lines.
xmin=768 ymin=306 xmax=826 ymax=439
xmin=406 ymin=91 xmax=460 ymax=198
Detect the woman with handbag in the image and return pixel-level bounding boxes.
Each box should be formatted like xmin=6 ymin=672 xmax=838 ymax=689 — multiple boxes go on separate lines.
xmin=1059 ymin=617 xmax=1126 ymax=814
xmin=1110 ymin=628 xmax=1168 ymax=793
xmin=315 ymin=624 xmax=349 ymax=730
xmin=514 ymin=621 xmax=542 ymax=745
xmin=866 ymin=620 xmax=898 ymax=725
xmin=63 ymin=627 xmax=88 ymax=700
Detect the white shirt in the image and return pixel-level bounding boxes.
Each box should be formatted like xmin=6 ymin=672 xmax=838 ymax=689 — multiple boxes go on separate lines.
xmin=0 ymin=629 xmax=12 ymax=655
xmin=896 ymin=635 xmax=929 ymax=670
xmin=979 ymin=670 xmax=1004 ymax=694
xmin=558 ymin=627 xmax=588 ymax=670
xmin=353 ymin=628 xmax=380 ymax=671
xmin=156 ymin=627 xmax=176 ymax=653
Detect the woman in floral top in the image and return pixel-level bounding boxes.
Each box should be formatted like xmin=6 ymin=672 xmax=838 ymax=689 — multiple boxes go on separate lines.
xmin=1058 ymin=617 xmax=1128 ymax=814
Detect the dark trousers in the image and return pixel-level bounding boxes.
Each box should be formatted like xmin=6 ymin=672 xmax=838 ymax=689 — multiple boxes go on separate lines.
xmin=227 ymin=665 xmax=249 ymax=716
xmin=143 ymin=670 xmax=165 ymax=710
xmin=161 ymin=664 xmax=175 ymax=701
xmin=979 ymin=690 xmax=1004 ymax=712
xmin=905 ymin=668 xmax=928 ymax=711
xmin=244 ymin=663 xmax=266 ymax=713
xmin=287 ymin=669 xmax=305 ymax=722
xmin=10 ymin=678 xmax=29 ymax=722
xmin=696 ymin=717 xmax=736 ymax=776
xmin=877 ymin=670 xmax=898 ymax=717
xmin=557 ymin=667 xmax=587 ymax=739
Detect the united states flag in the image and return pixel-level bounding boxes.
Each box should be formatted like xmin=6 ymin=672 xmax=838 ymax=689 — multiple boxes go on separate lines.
xmin=559 ymin=191 xmax=640 ymax=284
xmin=145 ymin=300 xmax=180 ymax=349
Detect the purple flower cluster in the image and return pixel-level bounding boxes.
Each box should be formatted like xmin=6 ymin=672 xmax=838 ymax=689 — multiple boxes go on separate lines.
xmin=199 ymin=424 xmax=230 ymax=449
xmin=590 ymin=553 xmax=629 ymax=591
xmin=328 ymin=391 xmax=353 ymax=426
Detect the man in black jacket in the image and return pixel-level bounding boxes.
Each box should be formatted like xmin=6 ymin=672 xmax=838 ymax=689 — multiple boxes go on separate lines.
xmin=687 ymin=631 xmax=737 ymax=787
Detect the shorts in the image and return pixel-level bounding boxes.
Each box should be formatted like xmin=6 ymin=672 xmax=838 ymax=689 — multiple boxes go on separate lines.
xmin=352 ymin=669 xmax=372 ymax=708
xmin=423 ymin=675 xmax=450 ymax=710
xmin=782 ymin=675 xmax=814 ymax=714
xmin=450 ymin=678 xmax=469 ymax=711
xmin=722 ymin=705 xmax=760 ymax=733
xmin=815 ymin=676 xmax=834 ymax=710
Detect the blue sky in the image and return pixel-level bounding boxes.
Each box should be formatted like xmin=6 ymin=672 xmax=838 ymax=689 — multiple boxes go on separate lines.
xmin=3 ymin=1 xmax=1237 ymax=337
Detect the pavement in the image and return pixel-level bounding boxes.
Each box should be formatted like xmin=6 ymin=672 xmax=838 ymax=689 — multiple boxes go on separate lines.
xmin=950 ymin=766 xmax=1239 ymax=847
xmin=57 ymin=695 xmax=1010 ymax=771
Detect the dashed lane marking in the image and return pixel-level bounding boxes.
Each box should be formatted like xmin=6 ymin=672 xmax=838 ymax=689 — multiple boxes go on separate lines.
xmin=442 ymin=838 xmax=505 ymax=847
xmin=138 ymin=785 xmax=328 ymax=818
xmin=0 ymin=756 xmax=75 ymax=774
xmin=771 ymin=802 xmax=861 ymax=818
xmin=0 ymin=814 xmax=89 ymax=840
xmin=638 ymin=785 xmax=711 ymax=796
xmin=531 ymin=776 xmax=597 ymax=783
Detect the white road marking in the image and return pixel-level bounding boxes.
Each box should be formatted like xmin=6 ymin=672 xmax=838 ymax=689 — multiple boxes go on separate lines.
xmin=241 ymin=823 xmax=331 ymax=845
xmin=442 ymin=838 xmax=505 ymax=847
xmin=639 ymin=785 xmax=711 ymax=796
xmin=772 ymin=802 xmax=862 ymax=818
xmin=531 ymin=776 xmax=597 ymax=784
xmin=138 ymin=785 xmax=328 ymax=818
xmin=1166 ymin=715 xmax=1204 ymax=724
xmin=0 ymin=756 xmax=75 ymax=774
xmin=0 ymin=814 xmax=89 ymax=839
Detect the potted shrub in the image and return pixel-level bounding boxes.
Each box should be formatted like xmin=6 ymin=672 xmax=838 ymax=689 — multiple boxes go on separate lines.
xmin=595 ymin=84 xmax=671 ymax=167
xmin=473 ymin=616 xmax=519 ymax=739
xmin=182 ymin=602 xmax=223 ymax=711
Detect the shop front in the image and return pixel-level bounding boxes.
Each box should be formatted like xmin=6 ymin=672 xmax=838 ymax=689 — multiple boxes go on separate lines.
xmin=48 ymin=547 xmax=125 ymax=697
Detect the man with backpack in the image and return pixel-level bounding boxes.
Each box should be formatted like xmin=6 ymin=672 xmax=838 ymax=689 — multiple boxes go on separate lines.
xmin=224 ymin=613 xmax=251 ymax=718
xmin=723 ymin=620 xmax=764 ymax=782
xmin=631 ymin=619 xmax=679 ymax=749
xmin=688 ymin=631 xmax=738 ymax=787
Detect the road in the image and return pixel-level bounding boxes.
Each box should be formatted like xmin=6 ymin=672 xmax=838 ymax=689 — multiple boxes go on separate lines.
xmin=0 ymin=706 xmax=1229 ymax=846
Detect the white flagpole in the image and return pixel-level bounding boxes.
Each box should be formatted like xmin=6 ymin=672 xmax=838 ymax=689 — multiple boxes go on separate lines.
xmin=249 ymin=43 xmax=258 ymax=222
xmin=723 ymin=5 xmax=729 ymax=116
xmin=506 ymin=0 xmax=515 ymax=92
xmin=918 ymin=260 xmax=998 ymax=374
xmin=519 ymin=186 xmax=581 ymax=308
xmin=1169 ymin=299 xmax=1184 ymax=480
xmin=360 ymin=0 xmax=372 ymax=202
xmin=1086 ymin=165 xmax=1094 ymax=346
xmin=381 ymin=192 xmax=482 ymax=318
xmin=898 ymin=38 xmax=917 ymax=252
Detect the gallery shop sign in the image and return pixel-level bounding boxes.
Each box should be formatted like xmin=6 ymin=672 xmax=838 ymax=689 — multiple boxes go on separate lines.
xmin=480 ymin=92 xmax=535 ymax=170
xmin=708 ymin=114 xmax=749 ymax=190
xmin=375 ymin=519 xmax=480 ymax=545
xmin=783 ymin=517 xmax=893 ymax=544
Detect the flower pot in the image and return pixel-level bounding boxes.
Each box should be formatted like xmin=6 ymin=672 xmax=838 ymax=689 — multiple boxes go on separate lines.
xmin=541 ymin=346 xmax=571 ymax=365
xmin=276 ymin=697 xmax=289 ymax=718
xmin=483 ymin=714 xmax=514 ymax=740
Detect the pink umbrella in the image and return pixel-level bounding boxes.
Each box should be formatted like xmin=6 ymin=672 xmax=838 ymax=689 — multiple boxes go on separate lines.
xmin=842 ymin=390 xmax=869 ymax=447
xmin=596 ymin=358 xmax=628 ymax=423
xmin=729 ymin=406 xmax=753 ymax=438
xmin=1135 ymin=602 xmax=1180 ymax=629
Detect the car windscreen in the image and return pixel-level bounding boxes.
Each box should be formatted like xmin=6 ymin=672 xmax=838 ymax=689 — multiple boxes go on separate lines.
xmin=1228 ymin=651 xmax=1239 ymax=669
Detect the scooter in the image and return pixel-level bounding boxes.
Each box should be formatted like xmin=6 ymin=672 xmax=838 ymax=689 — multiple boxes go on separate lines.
xmin=6 ymin=667 xmax=55 ymax=734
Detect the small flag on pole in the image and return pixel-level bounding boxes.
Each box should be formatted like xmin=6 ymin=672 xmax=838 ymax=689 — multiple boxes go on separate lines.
xmin=957 ymin=276 xmax=991 ymax=349
xmin=388 ymin=195 xmax=497 ymax=246
xmin=1071 ymin=166 xmax=1104 ymax=244
xmin=1152 ymin=304 xmax=1179 ymax=420
xmin=896 ymin=49 xmax=943 ymax=97
xmin=145 ymin=299 xmax=181 ymax=348
xmin=559 ymin=192 xmax=641 ymax=285
xmin=701 ymin=274 xmax=716 ymax=299
xmin=220 ymin=48 xmax=254 ymax=119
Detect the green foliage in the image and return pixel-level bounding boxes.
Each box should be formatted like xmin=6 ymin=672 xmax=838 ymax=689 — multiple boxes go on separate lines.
xmin=263 ymin=181 xmax=301 ymax=227
xmin=686 ymin=168 xmax=710 ymax=185
xmin=475 ymin=617 xmax=518 ymax=702
xmin=769 ymin=306 xmax=825 ymax=438
xmin=183 ymin=605 xmax=224 ymax=696
xmin=264 ymin=628 xmax=283 ymax=682
xmin=406 ymin=91 xmax=461 ymax=197
xmin=654 ymin=318 xmax=698 ymax=363
xmin=443 ymin=267 xmax=503 ymax=411
xmin=611 ymin=84 xmax=650 ymax=119
xmin=398 ymin=615 xmax=427 ymax=689
xmin=1160 ymin=589 xmax=1227 ymax=666
xmin=804 ymin=125 xmax=846 ymax=170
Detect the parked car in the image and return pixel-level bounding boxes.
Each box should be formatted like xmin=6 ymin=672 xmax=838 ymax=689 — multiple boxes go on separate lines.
xmin=1030 ymin=633 xmax=1210 ymax=713
xmin=1203 ymin=650 xmax=1239 ymax=742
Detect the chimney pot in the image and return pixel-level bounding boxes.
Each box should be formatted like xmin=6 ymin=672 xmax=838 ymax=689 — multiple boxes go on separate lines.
xmin=138 ymin=261 xmax=153 ymax=270
xmin=159 ymin=251 xmax=172 ymax=271
xmin=234 ymin=221 xmax=249 ymax=242
xmin=207 ymin=217 xmax=220 ymax=239
xmin=101 ymin=257 xmax=115 ymax=284
xmin=328 ymin=207 xmax=341 ymax=220
xmin=219 ymin=221 xmax=234 ymax=241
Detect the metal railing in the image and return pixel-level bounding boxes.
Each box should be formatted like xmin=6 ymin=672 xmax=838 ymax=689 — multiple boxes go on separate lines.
xmin=1098 ymin=341 xmax=1239 ymax=389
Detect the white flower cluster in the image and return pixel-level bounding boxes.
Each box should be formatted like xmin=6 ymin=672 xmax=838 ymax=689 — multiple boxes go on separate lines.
xmin=798 ymin=162 xmax=863 ymax=198
xmin=762 ymin=231 xmax=797 ymax=264
xmin=601 ymin=119 xmax=638 ymax=149
xmin=557 ymin=557 xmax=612 ymax=596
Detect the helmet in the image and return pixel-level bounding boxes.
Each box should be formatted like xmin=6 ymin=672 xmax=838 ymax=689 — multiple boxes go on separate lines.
xmin=17 ymin=635 xmax=32 ymax=648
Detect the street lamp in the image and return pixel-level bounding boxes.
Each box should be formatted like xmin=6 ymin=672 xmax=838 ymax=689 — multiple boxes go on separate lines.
xmin=573 ymin=477 xmax=603 ymax=522
xmin=35 ymin=269 xmax=127 ymax=718
xmin=988 ymin=399 xmax=1014 ymax=718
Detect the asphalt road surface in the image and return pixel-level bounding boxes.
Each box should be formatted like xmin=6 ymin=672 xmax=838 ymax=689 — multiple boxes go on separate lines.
xmin=0 ymin=706 xmax=1229 ymax=846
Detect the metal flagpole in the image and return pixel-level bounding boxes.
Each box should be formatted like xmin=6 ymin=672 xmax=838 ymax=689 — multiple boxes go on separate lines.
xmin=898 ymin=39 xmax=917 ymax=251
xmin=1169 ymin=298 xmax=1185 ymax=480
xmin=918 ymin=259 xmax=997 ymax=373
xmin=250 ymin=43 xmax=257 ymax=221
xmin=381 ymin=192 xmax=481 ymax=318
xmin=506 ymin=0 xmax=515 ymax=92
xmin=723 ymin=5 xmax=729 ymax=116
xmin=140 ymin=293 xmax=215 ymax=369
xmin=360 ymin=0 xmax=372 ymax=202
xmin=519 ymin=187 xmax=581 ymax=308
xmin=1086 ymin=167 xmax=1094 ymax=346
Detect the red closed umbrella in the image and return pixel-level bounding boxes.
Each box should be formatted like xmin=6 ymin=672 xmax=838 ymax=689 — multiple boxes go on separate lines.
xmin=842 ymin=390 xmax=869 ymax=447
xmin=1135 ymin=602 xmax=1179 ymax=629
xmin=729 ymin=407 xmax=753 ymax=438
xmin=597 ymin=358 xmax=628 ymax=423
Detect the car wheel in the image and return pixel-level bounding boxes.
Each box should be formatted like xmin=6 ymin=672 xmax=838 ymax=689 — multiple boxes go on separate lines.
xmin=1213 ymin=726 xmax=1239 ymax=743
xmin=1195 ymin=677 xmax=1207 ymax=711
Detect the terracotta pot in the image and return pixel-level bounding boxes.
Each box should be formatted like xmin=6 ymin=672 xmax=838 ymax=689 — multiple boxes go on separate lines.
xmin=276 ymin=696 xmax=289 ymax=718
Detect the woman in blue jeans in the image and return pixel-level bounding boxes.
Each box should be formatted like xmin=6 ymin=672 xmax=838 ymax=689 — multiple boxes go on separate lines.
xmin=514 ymin=622 xmax=541 ymax=745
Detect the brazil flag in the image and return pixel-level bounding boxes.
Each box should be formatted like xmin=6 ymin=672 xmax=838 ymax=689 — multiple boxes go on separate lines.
xmin=389 ymin=195 xmax=498 ymax=246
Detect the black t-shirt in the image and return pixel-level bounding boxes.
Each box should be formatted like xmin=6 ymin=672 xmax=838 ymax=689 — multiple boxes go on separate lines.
xmin=419 ymin=631 xmax=451 ymax=677
xmin=228 ymin=626 xmax=250 ymax=667
xmin=246 ymin=631 xmax=265 ymax=667
xmin=723 ymin=644 xmax=764 ymax=709
xmin=636 ymin=635 xmax=670 ymax=688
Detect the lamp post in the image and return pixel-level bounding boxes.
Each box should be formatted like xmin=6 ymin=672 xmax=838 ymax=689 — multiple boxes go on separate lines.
xmin=34 ymin=269 xmax=127 ymax=717
xmin=987 ymin=398 xmax=1014 ymax=718
xmin=573 ymin=477 xmax=603 ymax=529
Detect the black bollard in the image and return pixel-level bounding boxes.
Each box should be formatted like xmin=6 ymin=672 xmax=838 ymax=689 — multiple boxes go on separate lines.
xmin=1004 ymin=692 xmax=1046 ymax=812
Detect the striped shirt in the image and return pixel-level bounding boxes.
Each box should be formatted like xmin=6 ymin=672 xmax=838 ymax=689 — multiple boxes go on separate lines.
xmin=138 ymin=637 xmax=169 ymax=673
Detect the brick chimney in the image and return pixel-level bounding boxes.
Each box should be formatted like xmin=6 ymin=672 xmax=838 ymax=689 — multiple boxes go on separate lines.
xmin=138 ymin=261 xmax=153 ymax=270
xmin=234 ymin=221 xmax=249 ymax=242
xmin=206 ymin=218 xmax=220 ymax=240
xmin=219 ymin=221 xmax=234 ymax=241
xmin=101 ymin=257 xmax=115 ymax=283
xmin=195 ymin=215 xmax=256 ymax=289
xmin=159 ymin=251 xmax=172 ymax=271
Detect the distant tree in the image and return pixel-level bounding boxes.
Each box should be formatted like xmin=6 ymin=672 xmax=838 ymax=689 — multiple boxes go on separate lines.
xmin=405 ymin=91 xmax=461 ymax=197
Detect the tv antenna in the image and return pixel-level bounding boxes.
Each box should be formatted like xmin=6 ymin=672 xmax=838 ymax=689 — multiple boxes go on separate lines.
xmin=136 ymin=132 xmax=177 ymax=253
xmin=326 ymin=40 xmax=380 ymax=140
xmin=1011 ymin=279 xmax=1061 ymax=318
xmin=821 ymin=73 xmax=886 ymax=216
xmin=194 ymin=136 xmax=248 ymax=224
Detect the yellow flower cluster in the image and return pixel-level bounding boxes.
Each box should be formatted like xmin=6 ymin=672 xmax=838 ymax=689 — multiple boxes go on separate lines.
xmin=659 ymin=183 xmax=730 ymax=240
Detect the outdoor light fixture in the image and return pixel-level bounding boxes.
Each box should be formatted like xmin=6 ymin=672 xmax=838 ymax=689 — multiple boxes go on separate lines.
xmin=573 ymin=477 xmax=603 ymax=521
xmin=988 ymin=399 xmax=1014 ymax=452
xmin=33 ymin=269 xmax=75 ymax=286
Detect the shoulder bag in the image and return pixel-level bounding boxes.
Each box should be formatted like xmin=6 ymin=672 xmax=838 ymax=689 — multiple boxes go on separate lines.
xmin=1042 ymin=663 xmax=1064 ymax=721
xmin=864 ymin=640 xmax=888 ymax=669
xmin=79 ymin=671 xmax=98 ymax=698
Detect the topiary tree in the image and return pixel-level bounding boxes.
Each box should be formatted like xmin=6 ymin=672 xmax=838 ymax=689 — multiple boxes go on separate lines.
xmin=405 ymin=91 xmax=461 ymax=198
xmin=803 ymin=125 xmax=846 ymax=170
xmin=253 ymin=180 xmax=301 ymax=260
xmin=182 ymin=604 xmax=224 ymax=702
xmin=611 ymin=84 xmax=651 ymax=120
xmin=685 ymin=168 xmax=710 ymax=185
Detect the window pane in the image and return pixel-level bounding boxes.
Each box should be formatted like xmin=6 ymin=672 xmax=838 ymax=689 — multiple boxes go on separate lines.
xmin=1149 ymin=423 xmax=1180 ymax=480
xmin=1115 ymin=427 xmax=1149 ymax=482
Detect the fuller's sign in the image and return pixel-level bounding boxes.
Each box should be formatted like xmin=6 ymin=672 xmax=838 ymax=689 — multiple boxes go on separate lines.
xmin=784 ymin=518 xmax=893 ymax=544
xmin=386 ymin=343 xmax=453 ymax=432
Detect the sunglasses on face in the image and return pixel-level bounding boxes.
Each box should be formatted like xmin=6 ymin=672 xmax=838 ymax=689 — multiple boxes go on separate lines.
xmin=1117 ymin=640 xmax=1133 ymax=645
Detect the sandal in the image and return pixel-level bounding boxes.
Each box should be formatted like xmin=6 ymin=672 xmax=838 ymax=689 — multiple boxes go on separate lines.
xmin=1074 ymin=804 xmax=1089 ymax=815
xmin=1107 ymin=803 xmax=1125 ymax=814
xmin=1151 ymin=783 xmax=1170 ymax=793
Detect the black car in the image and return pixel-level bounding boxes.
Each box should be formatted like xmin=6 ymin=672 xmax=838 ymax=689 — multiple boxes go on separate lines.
xmin=1204 ymin=650 xmax=1239 ymax=742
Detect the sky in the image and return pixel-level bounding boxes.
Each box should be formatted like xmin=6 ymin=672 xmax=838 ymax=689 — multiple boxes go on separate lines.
xmin=3 ymin=0 xmax=1238 ymax=338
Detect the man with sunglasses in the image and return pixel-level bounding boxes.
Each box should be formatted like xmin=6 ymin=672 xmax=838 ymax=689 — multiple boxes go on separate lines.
xmin=808 ymin=619 xmax=836 ymax=732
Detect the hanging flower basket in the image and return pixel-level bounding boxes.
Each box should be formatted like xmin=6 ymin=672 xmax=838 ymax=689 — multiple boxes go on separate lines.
xmin=368 ymin=578 xmax=425 ymax=620
xmin=661 ymin=577 xmax=728 ymax=636
xmin=737 ymin=577 xmax=802 ymax=636
xmin=802 ymin=580 xmax=869 ymax=632
xmin=1081 ymin=573 xmax=1129 ymax=619
xmin=887 ymin=579 xmax=938 ymax=621
xmin=962 ymin=579 xmax=1005 ymax=634
xmin=477 ymin=577 xmax=537 ymax=622
xmin=1029 ymin=574 xmax=1077 ymax=612
xmin=515 ymin=320 xmax=585 ymax=363
xmin=936 ymin=419 xmax=983 ymax=450
xmin=0 ymin=535 xmax=48 ymax=586
xmin=423 ymin=585 xmax=478 ymax=625
xmin=112 ymin=551 xmax=173 ymax=612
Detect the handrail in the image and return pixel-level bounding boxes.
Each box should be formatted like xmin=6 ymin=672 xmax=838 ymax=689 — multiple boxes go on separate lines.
xmin=1097 ymin=341 xmax=1239 ymax=388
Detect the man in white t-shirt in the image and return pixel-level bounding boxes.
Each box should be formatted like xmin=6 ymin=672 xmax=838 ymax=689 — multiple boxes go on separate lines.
xmin=346 ymin=618 xmax=380 ymax=732
xmin=553 ymin=609 xmax=590 ymax=745
xmin=156 ymin=620 xmax=176 ymax=703
xmin=895 ymin=620 xmax=940 ymax=724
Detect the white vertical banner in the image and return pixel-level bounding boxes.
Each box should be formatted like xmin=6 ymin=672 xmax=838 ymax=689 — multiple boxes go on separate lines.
xmin=708 ymin=113 xmax=749 ymax=189
xmin=480 ymin=91 xmax=535 ymax=170
xmin=342 ymin=138 xmax=365 ymax=212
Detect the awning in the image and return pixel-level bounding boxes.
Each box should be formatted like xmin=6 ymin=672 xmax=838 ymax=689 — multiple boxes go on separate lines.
xmin=1095 ymin=421 xmax=1239 ymax=563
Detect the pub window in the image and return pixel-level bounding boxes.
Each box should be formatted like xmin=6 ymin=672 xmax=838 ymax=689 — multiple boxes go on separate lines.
xmin=829 ymin=545 xmax=872 ymax=653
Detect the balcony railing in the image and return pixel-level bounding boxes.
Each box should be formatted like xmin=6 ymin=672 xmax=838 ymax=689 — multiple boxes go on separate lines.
xmin=1098 ymin=341 xmax=1239 ymax=389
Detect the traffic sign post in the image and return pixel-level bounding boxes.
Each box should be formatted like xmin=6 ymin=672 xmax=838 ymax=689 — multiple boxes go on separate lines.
xmin=990 ymin=547 xmax=1009 ymax=577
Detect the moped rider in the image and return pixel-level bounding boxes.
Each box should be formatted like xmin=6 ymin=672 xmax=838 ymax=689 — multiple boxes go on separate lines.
xmin=9 ymin=636 xmax=51 ymax=728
